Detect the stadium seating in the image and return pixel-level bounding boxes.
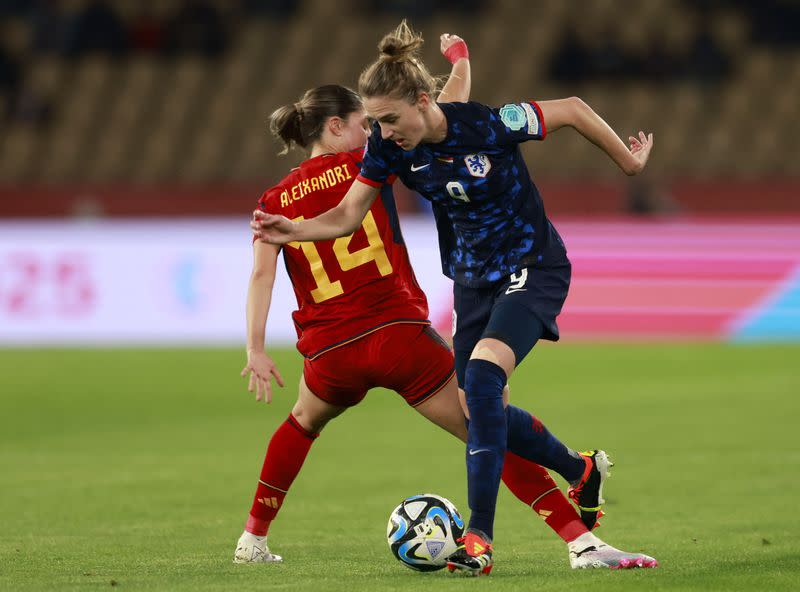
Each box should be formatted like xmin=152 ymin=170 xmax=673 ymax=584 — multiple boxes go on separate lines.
xmin=0 ymin=0 xmax=797 ymax=187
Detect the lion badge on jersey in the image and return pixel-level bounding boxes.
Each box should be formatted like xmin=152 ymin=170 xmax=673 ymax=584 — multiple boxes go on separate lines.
xmin=464 ymin=153 xmax=491 ymax=178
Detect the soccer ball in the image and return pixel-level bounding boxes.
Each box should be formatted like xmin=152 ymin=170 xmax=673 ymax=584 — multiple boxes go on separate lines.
xmin=386 ymin=493 xmax=464 ymax=571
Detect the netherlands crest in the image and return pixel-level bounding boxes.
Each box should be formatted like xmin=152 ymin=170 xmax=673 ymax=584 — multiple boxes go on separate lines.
xmin=464 ymin=153 xmax=491 ymax=177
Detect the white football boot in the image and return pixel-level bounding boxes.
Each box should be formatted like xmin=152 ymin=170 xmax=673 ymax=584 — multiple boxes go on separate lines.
xmin=568 ymin=532 xmax=657 ymax=569
xmin=233 ymin=531 xmax=283 ymax=564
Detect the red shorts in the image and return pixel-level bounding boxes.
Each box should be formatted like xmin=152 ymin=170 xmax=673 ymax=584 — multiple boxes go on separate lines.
xmin=303 ymin=323 xmax=455 ymax=408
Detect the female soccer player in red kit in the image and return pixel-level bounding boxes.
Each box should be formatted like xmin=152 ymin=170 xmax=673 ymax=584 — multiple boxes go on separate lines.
xmin=237 ymin=32 xmax=654 ymax=571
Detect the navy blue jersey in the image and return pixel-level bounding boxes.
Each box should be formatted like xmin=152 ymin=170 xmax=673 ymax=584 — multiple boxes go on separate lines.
xmin=358 ymin=100 xmax=569 ymax=288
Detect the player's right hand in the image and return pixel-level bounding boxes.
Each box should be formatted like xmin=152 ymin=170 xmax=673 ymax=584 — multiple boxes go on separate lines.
xmin=440 ymin=33 xmax=469 ymax=64
xmin=251 ymin=210 xmax=297 ymax=245
xmin=241 ymin=349 xmax=285 ymax=404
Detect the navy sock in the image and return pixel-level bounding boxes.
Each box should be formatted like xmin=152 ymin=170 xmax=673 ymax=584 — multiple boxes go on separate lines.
xmin=463 ymin=359 xmax=508 ymax=541
xmin=506 ymin=404 xmax=585 ymax=483
xmin=465 ymin=408 xmax=585 ymax=483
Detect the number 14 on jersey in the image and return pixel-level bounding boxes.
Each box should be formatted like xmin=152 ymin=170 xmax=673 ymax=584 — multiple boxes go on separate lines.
xmin=286 ymin=211 xmax=393 ymax=303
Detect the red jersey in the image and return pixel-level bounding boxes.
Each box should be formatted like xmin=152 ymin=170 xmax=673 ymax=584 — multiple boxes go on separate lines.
xmin=258 ymin=148 xmax=429 ymax=359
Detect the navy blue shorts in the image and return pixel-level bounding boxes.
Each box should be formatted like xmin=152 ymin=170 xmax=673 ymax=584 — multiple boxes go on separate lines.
xmin=452 ymin=263 xmax=571 ymax=387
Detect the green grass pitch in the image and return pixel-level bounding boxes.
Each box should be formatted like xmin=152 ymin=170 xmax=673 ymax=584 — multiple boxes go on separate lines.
xmin=1 ymin=343 xmax=798 ymax=591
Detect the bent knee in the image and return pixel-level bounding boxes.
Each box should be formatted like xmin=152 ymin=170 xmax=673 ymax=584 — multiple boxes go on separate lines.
xmin=290 ymin=403 xmax=329 ymax=434
xmin=470 ymin=338 xmax=515 ymax=375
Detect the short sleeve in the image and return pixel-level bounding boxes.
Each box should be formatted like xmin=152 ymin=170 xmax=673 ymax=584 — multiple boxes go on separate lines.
xmin=489 ymin=101 xmax=547 ymax=144
xmin=253 ymin=190 xmax=274 ymax=243
xmin=257 ymin=189 xmax=278 ymax=214
xmin=357 ymin=125 xmax=397 ymax=187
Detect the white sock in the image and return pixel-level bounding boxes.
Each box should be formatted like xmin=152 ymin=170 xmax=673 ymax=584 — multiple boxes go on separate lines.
xmin=568 ymin=531 xmax=602 ymax=552
xmin=241 ymin=531 xmax=266 ymax=544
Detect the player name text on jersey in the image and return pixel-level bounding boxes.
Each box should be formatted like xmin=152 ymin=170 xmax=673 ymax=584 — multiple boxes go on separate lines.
xmin=279 ymin=164 xmax=353 ymax=207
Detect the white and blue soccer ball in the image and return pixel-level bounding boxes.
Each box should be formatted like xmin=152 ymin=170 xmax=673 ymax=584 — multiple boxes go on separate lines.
xmin=386 ymin=493 xmax=464 ymax=572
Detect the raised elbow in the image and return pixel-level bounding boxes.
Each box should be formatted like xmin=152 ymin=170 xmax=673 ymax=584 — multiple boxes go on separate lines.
xmin=567 ymin=96 xmax=589 ymax=111
xmin=564 ymin=96 xmax=591 ymax=119
xmin=557 ymin=96 xmax=591 ymax=129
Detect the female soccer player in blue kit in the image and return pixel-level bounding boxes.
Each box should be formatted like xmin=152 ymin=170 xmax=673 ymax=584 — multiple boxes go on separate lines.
xmin=252 ymin=21 xmax=656 ymax=575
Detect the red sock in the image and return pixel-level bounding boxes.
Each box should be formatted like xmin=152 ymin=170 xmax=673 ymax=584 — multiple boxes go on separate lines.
xmin=501 ymin=451 xmax=588 ymax=542
xmin=245 ymin=414 xmax=318 ymax=536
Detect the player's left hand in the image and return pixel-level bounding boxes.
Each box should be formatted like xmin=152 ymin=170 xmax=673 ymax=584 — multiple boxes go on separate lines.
xmin=628 ymin=131 xmax=654 ymax=174
xmin=241 ymin=349 xmax=285 ymax=403
xmin=251 ymin=210 xmax=298 ymax=244
xmin=440 ymin=34 xmax=469 ymax=64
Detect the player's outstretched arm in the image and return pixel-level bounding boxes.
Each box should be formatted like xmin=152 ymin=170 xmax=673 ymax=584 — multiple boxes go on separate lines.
xmin=538 ymin=97 xmax=654 ymax=175
xmin=241 ymin=240 xmax=285 ymax=403
xmin=439 ymin=34 xmax=470 ymax=103
xmin=252 ymin=180 xmax=379 ymax=244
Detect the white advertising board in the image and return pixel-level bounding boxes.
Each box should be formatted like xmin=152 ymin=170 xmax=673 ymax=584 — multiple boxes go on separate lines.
xmin=0 ymin=218 xmax=453 ymax=346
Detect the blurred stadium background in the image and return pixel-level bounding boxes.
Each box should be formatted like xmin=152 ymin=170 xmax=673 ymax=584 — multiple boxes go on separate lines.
xmin=2 ymin=3 xmax=800 ymax=590
xmin=1 ymin=0 xmax=799 ymax=344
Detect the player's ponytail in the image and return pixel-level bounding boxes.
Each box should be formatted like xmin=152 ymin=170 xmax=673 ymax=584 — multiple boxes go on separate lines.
xmin=269 ymin=85 xmax=363 ymax=155
xmin=269 ymin=104 xmax=305 ymax=154
xmin=359 ymin=20 xmax=440 ymax=103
